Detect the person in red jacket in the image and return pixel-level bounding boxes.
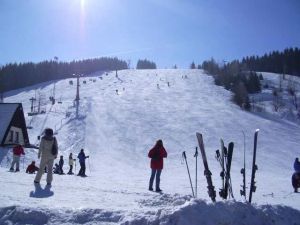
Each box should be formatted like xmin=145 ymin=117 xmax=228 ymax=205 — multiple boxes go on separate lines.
xmin=148 ymin=139 xmax=167 ymax=192
xmin=26 ymin=161 xmax=39 ymax=174
xmin=10 ymin=144 xmax=25 ymax=172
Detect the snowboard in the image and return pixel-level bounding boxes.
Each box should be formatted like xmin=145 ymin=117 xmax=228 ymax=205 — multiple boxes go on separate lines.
xmin=196 ymin=132 xmax=216 ymax=202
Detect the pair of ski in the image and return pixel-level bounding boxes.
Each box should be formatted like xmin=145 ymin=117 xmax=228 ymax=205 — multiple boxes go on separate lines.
xmin=216 ymin=140 xmax=234 ymax=200
xmin=182 ymin=133 xmax=216 ymax=202
xmin=240 ymin=129 xmax=259 ymax=203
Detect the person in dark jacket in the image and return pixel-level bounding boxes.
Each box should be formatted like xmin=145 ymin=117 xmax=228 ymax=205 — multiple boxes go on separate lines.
xmin=292 ymin=158 xmax=300 ymax=192
xmin=53 ymin=163 xmax=60 ymax=174
xmin=26 ymin=161 xmax=39 ymax=174
xmin=77 ymin=149 xmax=89 ymax=177
xmin=10 ymin=145 xmax=25 ymax=172
xmin=59 ymin=155 xmax=64 ymax=174
xmin=148 ymin=140 xmax=167 ymax=192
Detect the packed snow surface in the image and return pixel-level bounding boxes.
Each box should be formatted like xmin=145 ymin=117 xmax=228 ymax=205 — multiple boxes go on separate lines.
xmin=1 ymin=69 xmax=300 ymax=224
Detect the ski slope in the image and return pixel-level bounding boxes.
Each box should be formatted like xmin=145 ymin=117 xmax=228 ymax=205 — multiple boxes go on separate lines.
xmin=1 ymin=69 xmax=300 ymax=224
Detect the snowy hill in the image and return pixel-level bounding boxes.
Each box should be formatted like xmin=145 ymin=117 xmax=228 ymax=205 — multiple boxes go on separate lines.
xmin=1 ymin=69 xmax=300 ymax=224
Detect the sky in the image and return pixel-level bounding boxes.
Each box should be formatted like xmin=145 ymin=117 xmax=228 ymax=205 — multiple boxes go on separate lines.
xmin=0 ymin=0 xmax=299 ymax=68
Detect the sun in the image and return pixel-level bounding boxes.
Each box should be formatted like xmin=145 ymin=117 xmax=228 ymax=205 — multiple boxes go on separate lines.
xmin=81 ymin=0 xmax=85 ymax=8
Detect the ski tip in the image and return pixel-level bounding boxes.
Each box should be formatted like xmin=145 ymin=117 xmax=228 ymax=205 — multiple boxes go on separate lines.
xmin=196 ymin=132 xmax=203 ymax=138
xmin=255 ymin=129 xmax=260 ymax=132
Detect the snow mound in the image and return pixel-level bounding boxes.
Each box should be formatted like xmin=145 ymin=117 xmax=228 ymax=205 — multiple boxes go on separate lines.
xmin=1 ymin=200 xmax=300 ymax=225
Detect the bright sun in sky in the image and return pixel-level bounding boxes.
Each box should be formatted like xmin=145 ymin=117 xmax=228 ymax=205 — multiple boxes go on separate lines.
xmin=81 ymin=0 xmax=85 ymax=8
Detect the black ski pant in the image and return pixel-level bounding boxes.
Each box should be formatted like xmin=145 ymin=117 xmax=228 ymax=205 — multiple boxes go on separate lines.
xmin=292 ymin=172 xmax=300 ymax=191
xmin=68 ymin=165 xmax=73 ymax=174
xmin=78 ymin=162 xmax=86 ymax=176
xmin=149 ymin=169 xmax=162 ymax=190
xmin=59 ymin=165 xmax=64 ymax=174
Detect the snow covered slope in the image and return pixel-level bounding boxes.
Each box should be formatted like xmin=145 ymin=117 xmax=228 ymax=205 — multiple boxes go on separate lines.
xmin=1 ymin=69 xmax=300 ymax=224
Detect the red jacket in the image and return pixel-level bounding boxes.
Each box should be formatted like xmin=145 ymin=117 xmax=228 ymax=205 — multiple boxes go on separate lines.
xmin=26 ymin=164 xmax=39 ymax=173
xmin=148 ymin=146 xmax=167 ymax=169
xmin=13 ymin=145 xmax=25 ymax=156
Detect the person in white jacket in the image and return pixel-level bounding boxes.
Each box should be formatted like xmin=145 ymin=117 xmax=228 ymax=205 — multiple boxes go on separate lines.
xmin=34 ymin=128 xmax=58 ymax=185
xmin=67 ymin=153 xmax=75 ymax=175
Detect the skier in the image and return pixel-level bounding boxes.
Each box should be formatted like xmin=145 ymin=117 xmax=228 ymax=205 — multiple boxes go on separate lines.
xmin=77 ymin=149 xmax=89 ymax=177
xmin=26 ymin=161 xmax=39 ymax=174
xmin=148 ymin=139 xmax=168 ymax=192
xmin=10 ymin=144 xmax=25 ymax=172
xmin=292 ymin=158 xmax=300 ymax=192
xmin=67 ymin=153 xmax=75 ymax=175
xmin=59 ymin=155 xmax=64 ymax=174
xmin=34 ymin=128 xmax=58 ymax=186
xmin=53 ymin=163 xmax=60 ymax=174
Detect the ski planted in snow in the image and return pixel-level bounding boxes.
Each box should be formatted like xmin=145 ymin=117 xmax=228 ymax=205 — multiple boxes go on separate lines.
xmin=249 ymin=129 xmax=259 ymax=203
xmin=196 ymin=132 xmax=216 ymax=202
xmin=216 ymin=139 xmax=226 ymax=199
xmin=224 ymin=142 xmax=234 ymax=199
xmin=216 ymin=141 xmax=234 ymax=199
xmin=240 ymin=131 xmax=247 ymax=200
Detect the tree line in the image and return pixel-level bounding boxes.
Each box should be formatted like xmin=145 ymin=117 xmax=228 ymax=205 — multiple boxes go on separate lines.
xmin=136 ymin=59 xmax=157 ymax=69
xmin=241 ymin=47 xmax=300 ymax=76
xmin=0 ymin=57 xmax=128 ymax=93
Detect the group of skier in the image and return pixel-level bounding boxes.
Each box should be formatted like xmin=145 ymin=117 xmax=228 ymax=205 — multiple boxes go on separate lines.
xmin=32 ymin=128 xmax=90 ymax=185
xmin=8 ymin=128 xmax=299 ymax=194
xmin=7 ymin=128 xmax=89 ymax=186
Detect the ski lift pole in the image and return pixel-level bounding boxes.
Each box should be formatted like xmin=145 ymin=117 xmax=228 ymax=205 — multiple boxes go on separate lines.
xmin=194 ymin=147 xmax=198 ymax=198
xmin=182 ymin=151 xmax=195 ymax=197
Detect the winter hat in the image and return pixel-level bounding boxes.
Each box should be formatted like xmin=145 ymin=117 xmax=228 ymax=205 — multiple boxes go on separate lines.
xmin=44 ymin=128 xmax=53 ymax=137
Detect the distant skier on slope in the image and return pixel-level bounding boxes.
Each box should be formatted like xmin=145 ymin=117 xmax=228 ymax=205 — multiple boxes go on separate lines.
xmin=10 ymin=144 xmax=25 ymax=172
xmin=148 ymin=139 xmax=168 ymax=192
xmin=292 ymin=158 xmax=300 ymax=193
xmin=34 ymin=128 xmax=58 ymax=186
xmin=77 ymin=149 xmax=89 ymax=177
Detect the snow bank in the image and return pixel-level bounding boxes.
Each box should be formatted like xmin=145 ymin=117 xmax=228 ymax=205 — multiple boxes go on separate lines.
xmin=1 ymin=200 xmax=300 ymax=225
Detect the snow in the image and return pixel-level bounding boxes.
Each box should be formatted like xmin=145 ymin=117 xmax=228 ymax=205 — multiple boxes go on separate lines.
xmin=1 ymin=69 xmax=300 ymax=224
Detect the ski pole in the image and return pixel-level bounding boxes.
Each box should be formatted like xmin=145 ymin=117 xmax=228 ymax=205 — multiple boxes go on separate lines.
xmin=194 ymin=147 xmax=198 ymax=198
xmin=182 ymin=151 xmax=195 ymax=197
xmin=88 ymin=157 xmax=91 ymax=174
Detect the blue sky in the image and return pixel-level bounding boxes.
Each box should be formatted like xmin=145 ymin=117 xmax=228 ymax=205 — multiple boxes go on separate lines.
xmin=0 ymin=0 xmax=299 ymax=68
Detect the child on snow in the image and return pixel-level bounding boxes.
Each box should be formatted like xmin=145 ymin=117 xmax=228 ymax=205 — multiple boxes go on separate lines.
xmin=26 ymin=161 xmax=39 ymax=174
xmin=292 ymin=158 xmax=300 ymax=192
xmin=53 ymin=163 xmax=60 ymax=174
